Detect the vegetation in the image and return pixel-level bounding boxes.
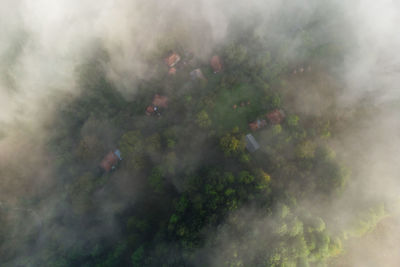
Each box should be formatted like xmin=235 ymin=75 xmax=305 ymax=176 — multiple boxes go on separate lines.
xmin=0 ymin=8 xmax=390 ymax=267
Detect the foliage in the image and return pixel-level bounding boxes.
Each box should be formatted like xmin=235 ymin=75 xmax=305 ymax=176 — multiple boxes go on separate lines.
xmin=131 ymin=246 xmax=145 ymax=267
xmin=196 ymin=110 xmax=212 ymax=129
xmin=220 ymin=132 xmax=244 ymax=157
xmin=148 ymin=167 xmax=164 ymax=193
xmin=5 ymin=15 xmax=376 ymax=267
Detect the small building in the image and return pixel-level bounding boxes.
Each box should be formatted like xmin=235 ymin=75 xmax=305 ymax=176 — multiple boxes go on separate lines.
xmin=114 ymin=149 xmax=122 ymax=160
xmin=168 ymin=67 xmax=176 ymax=75
xmin=266 ymin=109 xmax=285 ymax=125
xmin=146 ymin=105 xmax=156 ymax=116
xmin=165 ymin=52 xmax=181 ymax=68
xmin=146 ymin=94 xmax=168 ymax=116
xmin=152 ymin=94 xmax=168 ymax=108
xmin=245 ymin=134 xmax=260 ymax=153
xmin=100 ymin=149 xmax=122 ymax=172
xmin=190 ymin=68 xmax=205 ymax=80
xmin=210 ymin=55 xmax=222 ymax=73
xmin=249 ymin=119 xmax=267 ymax=131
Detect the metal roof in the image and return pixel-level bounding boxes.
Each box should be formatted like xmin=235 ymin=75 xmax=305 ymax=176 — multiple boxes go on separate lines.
xmin=245 ymin=134 xmax=260 ymax=153
xmin=114 ymin=149 xmax=122 ymax=160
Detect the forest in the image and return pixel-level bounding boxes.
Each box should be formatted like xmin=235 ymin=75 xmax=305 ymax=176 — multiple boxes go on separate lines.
xmin=0 ymin=1 xmax=399 ymax=267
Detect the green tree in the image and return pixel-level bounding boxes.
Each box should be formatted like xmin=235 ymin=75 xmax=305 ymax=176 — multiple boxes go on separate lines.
xmin=148 ymin=167 xmax=164 ymax=193
xmin=68 ymin=172 xmax=96 ymax=214
xmin=75 ymin=135 xmax=102 ymax=162
xmin=238 ymin=171 xmax=254 ymax=184
xmin=196 ymin=110 xmax=212 ymax=129
xmin=145 ymin=133 xmax=161 ymax=154
xmin=296 ymin=141 xmax=316 ymax=159
xmin=287 ymin=115 xmax=299 ymax=126
xmin=131 ymin=246 xmax=145 ymax=267
xmin=220 ymin=133 xmax=244 ymax=156
xmin=224 ymin=43 xmax=248 ymax=67
xmin=119 ymin=131 xmax=146 ymax=170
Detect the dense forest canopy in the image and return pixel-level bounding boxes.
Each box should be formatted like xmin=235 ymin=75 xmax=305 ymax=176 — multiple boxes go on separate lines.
xmin=0 ymin=0 xmax=400 ymax=266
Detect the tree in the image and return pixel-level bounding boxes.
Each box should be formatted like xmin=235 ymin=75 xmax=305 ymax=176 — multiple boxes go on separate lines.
xmin=148 ymin=167 xmax=164 ymax=193
xmin=272 ymin=124 xmax=282 ymax=135
xmin=238 ymin=171 xmax=254 ymax=184
xmin=68 ymin=172 xmax=96 ymax=214
xmin=119 ymin=131 xmax=143 ymax=156
xmin=75 ymin=135 xmax=102 ymax=162
xmin=220 ymin=133 xmax=244 ymax=156
xmin=162 ymin=152 xmax=177 ymax=175
xmin=224 ymin=43 xmax=248 ymax=68
xmin=296 ymin=141 xmax=316 ymax=159
xmin=196 ymin=110 xmax=212 ymax=129
xmin=316 ymin=160 xmax=348 ymax=194
xmin=145 ymin=133 xmax=161 ymax=154
xmin=131 ymin=246 xmax=145 ymax=267
xmin=119 ymin=131 xmax=146 ymax=170
xmin=287 ymin=115 xmax=299 ymax=127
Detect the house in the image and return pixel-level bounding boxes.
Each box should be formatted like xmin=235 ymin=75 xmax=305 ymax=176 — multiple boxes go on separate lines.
xmin=152 ymin=94 xmax=168 ymax=108
xmin=114 ymin=149 xmax=122 ymax=160
xmin=165 ymin=52 xmax=181 ymax=68
xmin=245 ymin=134 xmax=260 ymax=153
xmin=100 ymin=149 xmax=122 ymax=172
xmin=266 ymin=109 xmax=285 ymax=124
xmin=210 ymin=55 xmax=222 ymax=73
xmin=146 ymin=105 xmax=157 ymax=116
xmin=190 ymin=68 xmax=205 ymax=80
xmin=146 ymin=94 xmax=168 ymax=116
xmin=249 ymin=119 xmax=267 ymax=131
xmin=168 ymin=67 xmax=176 ymax=75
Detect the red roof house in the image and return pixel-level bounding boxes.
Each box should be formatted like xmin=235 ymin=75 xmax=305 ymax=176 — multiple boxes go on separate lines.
xmin=266 ymin=109 xmax=285 ymax=124
xmin=152 ymin=94 xmax=168 ymax=108
xmin=210 ymin=55 xmax=222 ymax=73
xmin=146 ymin=94 xmax=169 ymax=116
xmin=100 ymin=150 xmax=122 ymax=172
xmin=165 ymin=52 xmax=181 ymax=68
xmin=168 ymin=67 xmax=177 ymax=75
xmin=146 ymin=105 xmax=156 ymax=116
xmin=249 ymin=119 xmax=267 ymax=131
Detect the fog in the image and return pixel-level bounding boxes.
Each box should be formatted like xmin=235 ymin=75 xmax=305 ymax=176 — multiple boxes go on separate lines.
xmin=0 ymin=0 xmax=399 ymax=266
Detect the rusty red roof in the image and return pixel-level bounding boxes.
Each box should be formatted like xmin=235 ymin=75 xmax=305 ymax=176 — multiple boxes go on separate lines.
xmin=100 ymin=151 xmax=119 ymax=172
xmin=165 ymin=52 xmax=181 ymax=68
xmin=152 ymin=94 xmax=168 ymax=108
xmin=168 ymin=67 xmax=176 ymax=75
xmin=146 ymin=105 xmax=155 ymax=116
xmin=249 ymin=119 xmax=267 ymax=131
xmin=210 ymin=55 xmax=222 ymax=73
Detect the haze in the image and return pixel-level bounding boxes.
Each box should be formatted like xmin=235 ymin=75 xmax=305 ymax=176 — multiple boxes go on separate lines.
xmin=0 ymin=0 xmax=399 ymax=266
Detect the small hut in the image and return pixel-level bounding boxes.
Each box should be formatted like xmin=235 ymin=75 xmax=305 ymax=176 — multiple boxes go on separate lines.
xmin=152 ymin=94 xmax=168 ymax=108
xmin=146 ymin=105 xmax=156 ymax=116
xmin=190 ymin=68 xmax=205 ymax=80
xmin=249 ymin=119 xmax=267 ymax=131
xmin=146 ymin=94 xmax=168 ymax=116
xmin=165 ymin=52 xmax=181 ymax=68
xmin=100 ymin=149 xmax=122 ymax=172
xmin=245 ymin=134 xmax=260 ymax=153
xmin=168 ymin=67 xmax=176 ymax=75
xmin=210 ymin=55 xmax=222 ymax=73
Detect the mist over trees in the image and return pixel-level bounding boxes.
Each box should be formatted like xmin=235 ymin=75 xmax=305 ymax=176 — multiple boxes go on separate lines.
xmin=0 ymin=0 xmax=399 ymax=266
